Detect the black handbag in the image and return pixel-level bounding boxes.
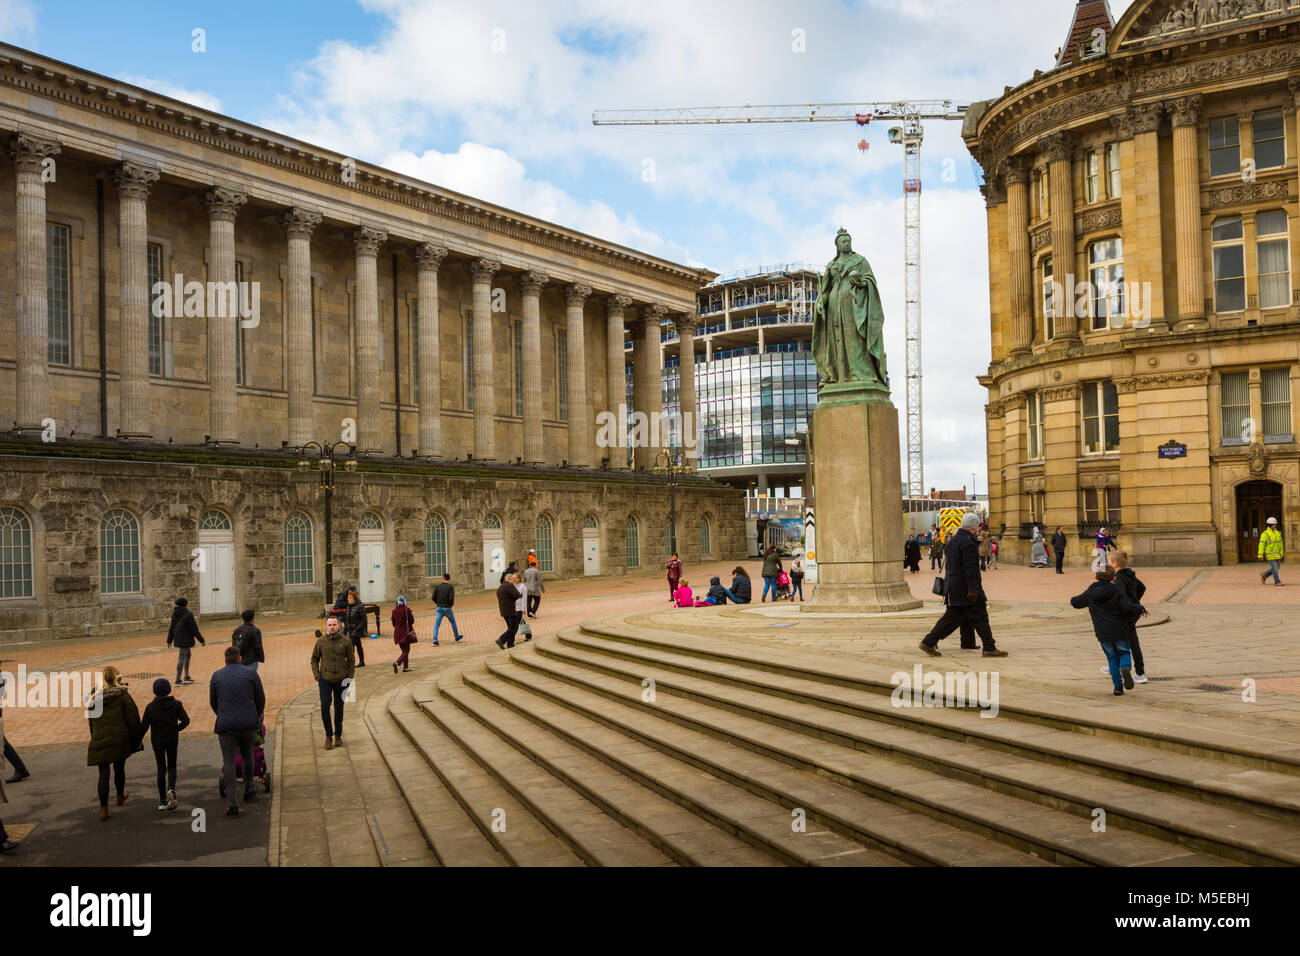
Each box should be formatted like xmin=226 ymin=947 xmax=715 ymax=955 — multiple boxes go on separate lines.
xmin=931 ymin=576 xmax=946 ymax=596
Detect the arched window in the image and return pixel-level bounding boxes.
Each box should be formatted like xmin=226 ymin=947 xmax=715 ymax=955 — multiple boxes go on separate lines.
xmin=484 ymin=513 xmax=502 ymax=530
xmin=582 ymin=514 xmax=598 ymax=531
xmin=700 ymin=516 xmax=712 ymax=557
xmin=625 ymin=516 xmax=640 ymax=568
xmin=360 ymin=512 xmax=383 ymax=531
xmin=536 ymin=514 xmax=554 ymax=572
xmin=100 ymin=509 xmax=141 ymax=594
xmin=199 ymin=509 xmax=231 ymax=531
xmin=0 ymin=507 xmax=34 ymax=598
xmin=425 ymin=514 xmax=447 ymax=578
xmin=284 ymin=512 xmax=314 ymax=585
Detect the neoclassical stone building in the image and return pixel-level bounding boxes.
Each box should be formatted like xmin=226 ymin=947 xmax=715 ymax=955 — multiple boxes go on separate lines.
xmin=0 ymin=43 xmax=741 ymax=641
xmin=964 ymin=0 xmax=1300 ymax=566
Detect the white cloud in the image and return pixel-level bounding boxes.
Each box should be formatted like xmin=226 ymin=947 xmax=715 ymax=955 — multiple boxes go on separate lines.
xmin=0 ymin=0 xmax=36 ymax=46
xmin=116 ymin=73 xmax=222 ymax=112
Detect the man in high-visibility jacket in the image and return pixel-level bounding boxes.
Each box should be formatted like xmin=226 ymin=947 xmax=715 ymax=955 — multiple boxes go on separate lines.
xmin=1259 ymin=516 xmax=1284 ymax=586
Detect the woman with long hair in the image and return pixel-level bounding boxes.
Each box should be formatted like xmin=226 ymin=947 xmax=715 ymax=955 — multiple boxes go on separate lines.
xmin=87 ymin=666 xmax=141 ymax=821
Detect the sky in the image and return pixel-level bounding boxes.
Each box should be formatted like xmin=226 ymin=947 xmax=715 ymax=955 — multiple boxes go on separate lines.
xmin=1 ymin=0 xmax=1142 ymax=494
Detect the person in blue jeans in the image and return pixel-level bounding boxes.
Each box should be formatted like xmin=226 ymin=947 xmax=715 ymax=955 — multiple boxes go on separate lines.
xmin=1069 ymin=565 xmax=1147 ymax=696
xmin=760 ymin=547 xmax=783 ymax=602
xmin=722 ymin=566 xmax=752 ymax=604
xmin=431 ymin=574 xmax=463 ymax=646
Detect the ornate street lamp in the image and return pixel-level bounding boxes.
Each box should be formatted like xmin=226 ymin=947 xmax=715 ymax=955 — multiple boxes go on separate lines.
xmin=653 ymin=448 xmax=687 ymax=555
xmin=295 ymin=440 xmax=358 ymax=607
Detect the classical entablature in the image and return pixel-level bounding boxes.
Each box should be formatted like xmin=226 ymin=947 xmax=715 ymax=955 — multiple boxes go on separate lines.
xmin=1117 ymin=0 xmax=1300 ymax=48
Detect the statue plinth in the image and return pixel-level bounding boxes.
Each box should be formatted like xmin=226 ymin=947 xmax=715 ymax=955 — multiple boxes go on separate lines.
xmin=803 ymin=397 xmax=921 ymax=613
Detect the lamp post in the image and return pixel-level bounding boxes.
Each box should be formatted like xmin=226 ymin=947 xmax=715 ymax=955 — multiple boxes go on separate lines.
xmin=295 ymin=440 xmax=358 ymax=607
xmin=653 ymin=448 xmax=687 ymax=555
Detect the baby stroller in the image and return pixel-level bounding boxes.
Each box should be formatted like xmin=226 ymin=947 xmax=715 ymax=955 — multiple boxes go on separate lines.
xmin=772 ymin=570 xmax=792 ymax=602
xmin=218 ymin=720 xmax=271 ymax=796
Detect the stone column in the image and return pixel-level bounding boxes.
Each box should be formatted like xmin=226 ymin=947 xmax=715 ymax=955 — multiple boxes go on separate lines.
xmin=605 ymin=294 xmax=632 ymax=467
xmin=1292 ymin=81 xmax=1300 ymax=206
xmin=410 ymin=243 xmax=448 ymax=458
xmin=1168 ymin=95 xmax=1205 ymax=328
xmin=638 ymin=305 xmax=667 ymax=468
xmin=563 ymin=284 xmax=592 ymax=467
xmin=1040 ymin=133 xmax=1078 ymax=342
xmin=9 ymin=134 xmax=60 ymax=432
xmin=468 ymin=258 xmax=500 ymax=461
xmin=1118 ymin=105 xmax=1169 ymax=331
xmin=519 ymin=271 xmax=548 ymax=464
xmin=114 ymin=163 xmax=160 ymax=439
xmin=627 ymin=313 xmax=647 ymax=469
xmin=349 ymin=226 xmax=387 ymax=454
xmin=1002 ymin=156 xmax=1032 ymax=355
xmin=674 ymin=312 xmax=701 ymax=469
xmin=280 ymin=208 xmax=322 ymax=448
xmin=203 ymin=187 xmax=247 ymax=445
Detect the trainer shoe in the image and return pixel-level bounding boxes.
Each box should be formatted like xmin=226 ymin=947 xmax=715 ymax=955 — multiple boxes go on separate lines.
xmin=157 ymin=802 xmax=169 ymax=811
xmin=1133 ymin=673 xmax=1149 ymax=684
xmin=166 ymin=789 xmax=177 ymax=811
xmin=1121 ymin=667 xmax=1134 ymax=690
xmin=1113 ymin=688 xmax=1124 ymax=696
xmin=454 ymin=634 xmax=464 ymax=642
xmin=1100 ymin=666 xmax=1111 ymax=674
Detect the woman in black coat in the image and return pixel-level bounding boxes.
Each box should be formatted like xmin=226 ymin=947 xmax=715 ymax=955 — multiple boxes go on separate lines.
xmin=728 ymin=567 xmax=752 ymax=604
xmin=904 ymin=536 xmax=922 ymax=573
xmin=339 ymin=587 xmax=369 ymax=667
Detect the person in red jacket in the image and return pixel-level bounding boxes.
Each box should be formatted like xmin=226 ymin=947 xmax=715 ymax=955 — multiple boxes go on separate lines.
xmin=391 ymin=596 xmax=416 ymax=673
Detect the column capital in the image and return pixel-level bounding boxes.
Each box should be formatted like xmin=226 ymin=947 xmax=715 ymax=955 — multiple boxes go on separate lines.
xmin=1289 ymin=78 xmax=1300 ymax=108
xmin=1108 ymin=111 xmax=1134 ymax=142
xmin=409 ymin=242 xmax=448 ymax=270
xmin=999 ymin=154 xmax=1030 ymax=186
xmin=674 ymin=312 xmax=702 ymax=335
xmin=467 ymin=258 xmax=500 ymax=283
xmin=1130 ymin=102 xmax=1163 ymax=135
xmin=607 ymin=293 xmax=634 ymax=314
xmin=8 ymin=132 xmax=60 ymax=173
xmin=564 ymin=283 xmax=592 ymax=306
xmin=280 ymin=207 xmax=322 ymax=239
xmin=979 ymin=179 xmax=1006 ymax=208
xmin=348 ymin=226 xmax=388 ymax=257
xmin=518 ymin=271 xmax=548 ymax=296
xmin=113 ymin=162 xmax=160 ymax=200
xmin=1037 ymin=131 xmax=1072 ymax=165
xmin=642 ymin=303 xmax=669 ymax=322
xmin=203 ymin=186 xmax=247 ymax=223
xmin=1164 ymin=94 xmax=1203 ymax=128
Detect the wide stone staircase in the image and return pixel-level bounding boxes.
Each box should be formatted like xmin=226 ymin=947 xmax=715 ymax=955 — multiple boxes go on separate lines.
xmin=364 ymin=619 xmax=1300 ymax=866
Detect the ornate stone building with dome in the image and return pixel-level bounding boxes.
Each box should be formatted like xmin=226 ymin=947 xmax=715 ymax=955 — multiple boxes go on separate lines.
xmin=963 ymin=0 xmax=1300 ymax=566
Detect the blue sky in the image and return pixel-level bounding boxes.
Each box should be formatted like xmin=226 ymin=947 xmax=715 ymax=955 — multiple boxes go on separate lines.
xmin=2 ymin=0 xmax=1140 ymax=491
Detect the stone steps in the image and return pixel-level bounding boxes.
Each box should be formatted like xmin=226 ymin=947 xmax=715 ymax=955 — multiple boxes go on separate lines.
xmin=547 ymin=628 xmax=1300 ymax=829
xmin=497 ymin=646 xmax=1240 ymax=866
xmin=582 ymin=621 xmax=1300 ymax=773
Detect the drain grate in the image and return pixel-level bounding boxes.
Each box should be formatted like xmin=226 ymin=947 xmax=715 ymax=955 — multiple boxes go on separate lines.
xmin=1145 ymin=676 xmax=1176 ymax=682
xmin=122 ymin=672 xmax=165 ymax=680
xmin=1197 ymin=683 xmax=1236 ymax=693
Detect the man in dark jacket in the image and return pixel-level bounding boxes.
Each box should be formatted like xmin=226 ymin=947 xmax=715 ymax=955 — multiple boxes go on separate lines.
xmin=500 ymin=560 xmax=519 ymax=585
xmin=431 ymin=574 xmax=463 ymax=645
xmin=1069 ymin=566 xmax=1147 ymax=696
xmin=209 ymin=646 xmax=266 ymax=816
xmin=706 ymin=576 xmax=729 ymax=605
xmin=338 ymin=586 xmax=368 ymax=667
xmin=231 ymin=610 xmax=264 ymax=671
xmin=138 ymin=677 xmax=190 ymax=811
xmin=1051 ymin=527 xmax=1068 ymax=574
xmin=495 ymin=576 xmax=523 ymax=649
xmin=920 ymin=514 xmax=1009 ymax=658
xmin=166 ymin=597 xmax=205 ymax=685
xmin=311 ymin=614 xmax=356 ymax=750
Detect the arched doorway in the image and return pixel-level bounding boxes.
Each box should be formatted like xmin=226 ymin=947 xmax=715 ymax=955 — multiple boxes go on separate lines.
xmin=358 ymin=512 xmax=387 ymax=602
xmin=582 ymin=514 xmax=600 ymax=576
xmin=1236 ymin=481 xmax=1283 ymax=562
xmin=483 ymin=513 xmax=504 ymax=589
xmin=198 ymin=509 xmax=235 ymax=615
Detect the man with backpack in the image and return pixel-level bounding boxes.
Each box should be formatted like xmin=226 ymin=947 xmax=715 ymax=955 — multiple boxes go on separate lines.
xmin=231 ymin=610 xmax=264 ymax=671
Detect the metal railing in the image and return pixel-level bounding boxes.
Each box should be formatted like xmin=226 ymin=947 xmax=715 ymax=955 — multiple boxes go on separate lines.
xmin=705 ymin=262 xmax=821 ymax=286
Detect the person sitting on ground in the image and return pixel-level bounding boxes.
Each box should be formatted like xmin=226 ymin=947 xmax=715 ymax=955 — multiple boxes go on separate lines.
xmin=725 ymin=566 xmax=752 ymax=605
xmin=137 ymin=678 xmax=190 ymax=812
xmin=705 ymin=576 xmax=728 ymax=606
xmin=1069 ymin=565 xmax=1148 ymax=697
xmin=673 ymin=578 xmax=695 ymax=608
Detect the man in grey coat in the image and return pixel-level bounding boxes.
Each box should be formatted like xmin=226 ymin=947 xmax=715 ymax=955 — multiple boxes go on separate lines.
xmin=523 ymin=564 xmax=544 ymax=618
xmin=210 ymin=646 xmax=266 ymax=817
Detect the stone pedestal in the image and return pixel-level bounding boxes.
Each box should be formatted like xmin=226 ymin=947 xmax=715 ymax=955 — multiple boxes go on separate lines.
xmin=803 ymin=389 xmax=921 ymax=612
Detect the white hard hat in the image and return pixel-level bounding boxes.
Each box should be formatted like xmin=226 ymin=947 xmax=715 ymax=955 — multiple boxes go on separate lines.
xmin=1267 ymin=517 xmax=1278 ymax=525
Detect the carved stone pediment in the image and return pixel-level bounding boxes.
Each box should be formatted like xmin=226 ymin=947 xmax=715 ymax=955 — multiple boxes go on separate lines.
xmin=1208 ymin=180 xmax=1291 ymax=208
xmin=1129 ymin=0 xmax=1300 ymax=47
xmin=1076 ymin=206 xmax=1122 ymax=236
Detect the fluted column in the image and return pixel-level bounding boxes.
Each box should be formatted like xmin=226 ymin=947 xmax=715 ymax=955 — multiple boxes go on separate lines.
xmin=1002 ymin=156 xmax=1032 ymax=355
xmin=203 ymin=187 xmax=247 ymax=445
xmin=563 ymin=283 xmax=592 ymax=467
xmin=637 ymin=305 xmax=667 ymax=468
xmin=1292 ymin=82 xmax=1300 ymax=209
xmin=605 ymin=294 xmax=632 ymax=467
xmin=410 ymin=243 xmax=447 ymax=458
xmin=517 ymin=271 xmax=547 ymax=463
xmin=10 ymin=134 xmax=60 ymax=431
xmin=1040 ymin=133 xmax=1078 ymax=342
xmin=280 ymin=208 xmax=322 ymax=447
xmin=469 ymin=258 xmax=500 ymax=461
xmin=349 ymin=226 xmax=387 ymax=453
xmin=1168 ymin=95 xmax=1205 ymax=327
xmin=114 ymin=163 xmax=160 ymax=439
xmin=674 ymin=312 xmax=701 ymax=470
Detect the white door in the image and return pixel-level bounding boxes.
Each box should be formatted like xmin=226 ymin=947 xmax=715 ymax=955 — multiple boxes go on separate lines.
xmin=484 ymin=535 xmax=505 ymax=589
xmin=583 ymin=531 xmax=600 ymax=576
xmin=359 ymin=540 xmax=386 ymax=604
xmin=198 ymin=537 xmax=235 ymax=615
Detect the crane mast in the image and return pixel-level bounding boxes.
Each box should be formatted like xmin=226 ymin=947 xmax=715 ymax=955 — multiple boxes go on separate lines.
xmin=593 ymin=100 xmax=969 ymax=499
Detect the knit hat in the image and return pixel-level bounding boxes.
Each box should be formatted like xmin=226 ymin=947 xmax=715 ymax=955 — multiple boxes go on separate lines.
xmin=153 ymin=677 xmax=172 ymax=697
xmin=960 ymin=513 xmax=980 ymax=531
